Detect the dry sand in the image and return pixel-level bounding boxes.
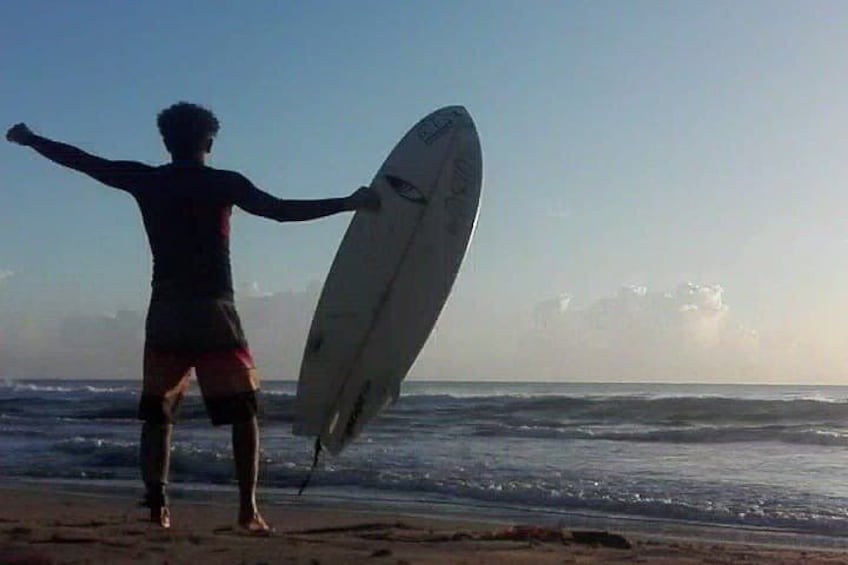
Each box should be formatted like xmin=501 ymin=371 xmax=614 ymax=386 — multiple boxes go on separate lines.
xmin=1 ymin=483 xmax=847 ymax=564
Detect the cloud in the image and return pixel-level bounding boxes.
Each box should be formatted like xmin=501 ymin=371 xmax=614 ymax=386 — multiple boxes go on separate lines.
xmin=236 ymin=282 xmax=321 ymax=379
xmin=1 ymin=310 xmax=145 ymax=379
xmin=0 ymin=270 xmax=14 ymax=284
xmin=506 ymin=282 xmax=841 ymax=382
xmin=0 ymin=285 xmax=321 ymax=380
xmin=530 ymin=283 xmax=735 ymax=371
xmin=415 ymin=281 xmax=845 ymax=383
xmin=533 ymin=293 xmax=573 ymax=327
xmin=238 ymin=281 xmax=273 ymax=299
xmin=0 ymin=279 xmax=842 ymax=383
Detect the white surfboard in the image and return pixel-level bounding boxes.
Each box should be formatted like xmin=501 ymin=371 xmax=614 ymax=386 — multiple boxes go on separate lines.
xmin=293 ymin=106 xmax=483 ymax=454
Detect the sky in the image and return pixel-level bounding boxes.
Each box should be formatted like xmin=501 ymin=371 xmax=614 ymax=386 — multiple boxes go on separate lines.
xmin=2 ymin=1 xmax=848 ymax=383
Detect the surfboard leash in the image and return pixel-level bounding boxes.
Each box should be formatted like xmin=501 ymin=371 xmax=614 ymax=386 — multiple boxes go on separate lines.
xmin=297 ymin=437 xmax=323 ymax=495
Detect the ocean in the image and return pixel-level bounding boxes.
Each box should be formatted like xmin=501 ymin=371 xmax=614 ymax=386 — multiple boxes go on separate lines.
xmin=3 ymin=379 xmax=848 ymax=540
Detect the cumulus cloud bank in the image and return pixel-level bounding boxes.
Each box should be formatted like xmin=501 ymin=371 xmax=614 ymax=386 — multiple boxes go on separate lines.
xmin=0 ymin=281 xmax=839 ymax=383
xmin=518 ymin=283 xmax=749 ymax=381
xmin=1 ymin=310 xmax=145 ymax=379
xmin=0 ymin=286 xmax=320 ymax=380
xmin=418 ymin=282 xmax=839 ymax=383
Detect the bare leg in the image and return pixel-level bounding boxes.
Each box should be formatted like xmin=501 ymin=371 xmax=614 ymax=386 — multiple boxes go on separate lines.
xmin=232 ymin=416 xmax=270 ymax=533
xmin=140 ymin=421 xmax=172 ymax=528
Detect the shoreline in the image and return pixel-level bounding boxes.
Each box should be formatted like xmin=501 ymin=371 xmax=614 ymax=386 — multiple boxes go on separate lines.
xmin=9 ymin=477 xmax=848 ymax=548
xmin=1 ymin=480 xmax=847 ymax=564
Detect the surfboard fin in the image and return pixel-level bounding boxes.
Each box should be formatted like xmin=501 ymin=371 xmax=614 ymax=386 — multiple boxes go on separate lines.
xmin=297 ymin=437 xmax=323 ymax=496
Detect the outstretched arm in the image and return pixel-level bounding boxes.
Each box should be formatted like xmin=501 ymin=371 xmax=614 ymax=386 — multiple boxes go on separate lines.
xmin=6 ymin=123 xmax=150 ymax=192
xmin=230 ymin=172 xmax=380 ymax=222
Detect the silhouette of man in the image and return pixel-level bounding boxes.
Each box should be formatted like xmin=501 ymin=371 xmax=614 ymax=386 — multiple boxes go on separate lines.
xmin=6 ymin=102 xmax=380 ymax=533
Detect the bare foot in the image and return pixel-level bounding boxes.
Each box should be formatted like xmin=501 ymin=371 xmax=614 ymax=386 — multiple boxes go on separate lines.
xmin=150 ymin=506 xmax=170 ymax=529
xmin=238 ymin=512 xmax=272 ymax=536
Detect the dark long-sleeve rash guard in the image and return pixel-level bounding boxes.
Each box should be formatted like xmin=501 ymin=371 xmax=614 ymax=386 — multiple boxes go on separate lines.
xmin=26 ymin=135 xmax=353 ymax=301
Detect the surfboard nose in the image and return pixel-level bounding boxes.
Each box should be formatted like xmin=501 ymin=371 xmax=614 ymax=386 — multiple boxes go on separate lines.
xmin=443 ymin=106 xmax=477 ymax=132
xmin=441 ymin=105 xmax=470 ymax=121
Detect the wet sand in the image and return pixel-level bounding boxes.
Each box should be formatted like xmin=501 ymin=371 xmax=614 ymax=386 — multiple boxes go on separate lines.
xmin=1 ymin=483 xmax=847 ymax=564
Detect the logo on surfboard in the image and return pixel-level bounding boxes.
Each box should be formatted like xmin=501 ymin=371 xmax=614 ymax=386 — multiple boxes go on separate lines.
xmin=416 ymin=107 xmax=465 ymax=145
xmin=386 ymin=175 xmax=427 ymax=205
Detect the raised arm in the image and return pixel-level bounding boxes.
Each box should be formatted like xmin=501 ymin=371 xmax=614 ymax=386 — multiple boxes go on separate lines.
xmin=229 ymin=172 xmax=380 ymax=222
xmin=6 ymin=123 xmax=151 ymax=192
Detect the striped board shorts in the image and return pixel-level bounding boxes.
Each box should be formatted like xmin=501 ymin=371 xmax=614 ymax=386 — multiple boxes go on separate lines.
xmin=138 ymin=299 xmax=260 ymax=426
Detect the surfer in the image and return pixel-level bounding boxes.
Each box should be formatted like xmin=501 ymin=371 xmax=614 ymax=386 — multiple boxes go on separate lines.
xmin=5 ymin=102 xmax=380 ymax=533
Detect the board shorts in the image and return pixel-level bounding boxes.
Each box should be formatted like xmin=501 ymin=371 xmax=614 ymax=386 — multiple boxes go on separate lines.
xmin=138 ymin=299 xmax=260 ymax=426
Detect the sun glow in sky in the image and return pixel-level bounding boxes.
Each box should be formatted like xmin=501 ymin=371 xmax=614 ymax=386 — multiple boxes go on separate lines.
xmin=3 ymin=1 xmax=848 ymax=383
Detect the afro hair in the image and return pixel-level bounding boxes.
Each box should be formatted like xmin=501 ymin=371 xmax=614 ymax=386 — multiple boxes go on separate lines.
xmin=157 ymin=102 xmax=220 ymax=157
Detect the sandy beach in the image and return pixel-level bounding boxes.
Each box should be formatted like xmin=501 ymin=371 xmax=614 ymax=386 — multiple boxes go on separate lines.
xmin=0 ymin=483 xmax=846 ymax=564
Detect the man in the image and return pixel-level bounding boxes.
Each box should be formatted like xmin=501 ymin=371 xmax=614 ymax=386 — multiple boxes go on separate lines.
xmin=6 ymin=102 xmax=380 ymax=533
